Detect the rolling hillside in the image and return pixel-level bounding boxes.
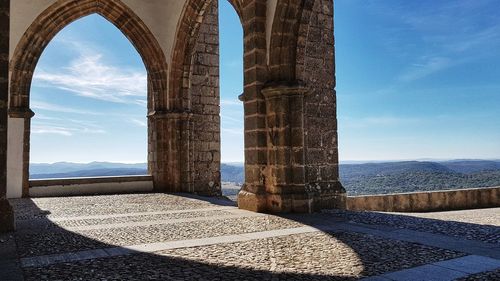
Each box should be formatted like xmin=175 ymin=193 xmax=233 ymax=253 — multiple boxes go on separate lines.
xmin=340 ymin=160 xmax=500 ymax=195
xmin=30 ymin=160 xmax=500 ymax=195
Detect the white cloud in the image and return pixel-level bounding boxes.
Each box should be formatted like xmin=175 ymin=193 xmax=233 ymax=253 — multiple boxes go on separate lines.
xmin=134 ymin=99 xmax=148 ymax=107
xmin=364 ymin=0 xmax=500 ymax=83
xmin=398 ymin=56 xmax=452 ymax=82
xmin=340 ymin=116 xmax=422 ymax=129
xmin=32 ymin=100 xmax=102 ymax=115
xmin=130 ymin=118 xmax=147 ymax=127
xmin=32 ymin=118 xmax=106 ymax=136
xmin=33 ymin=52 xmax=147 ymax=105
xmin=221 ymin=128 xmax=244 ymax=136
xmin=34 ymin=114 xmax=63 ymax=121
xmin=220 ymin=99 xmax=241 ymax=106
xmin=31 ymin=125 xmax=74 ymax=136
xmin=221 ymin=114 xmax=243 ymax=125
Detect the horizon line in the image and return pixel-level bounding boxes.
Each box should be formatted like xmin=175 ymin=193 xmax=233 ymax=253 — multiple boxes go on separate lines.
xmin=30 ymin=158 xmax=500 ymax=165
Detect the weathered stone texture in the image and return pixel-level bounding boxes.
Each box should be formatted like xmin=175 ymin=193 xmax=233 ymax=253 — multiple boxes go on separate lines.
xmin=8 ymin=0 xmax=169 ymax=193
xmin=237 ymin=0 xmax=271 ymax=212
xmin=0 ymin=0 xmax=15 ymax=232
xmin=190 ymin=0 xmax=221 ymax=195
xmin=5 ymin=0 xmax=346 ymax=213
xmin=300 ymin=0 xmax=345 ymax=210
xmin=347 ymin=186 xmax=500 ymax=212
xmin=238 ymin=0 xmax=345 ymax=213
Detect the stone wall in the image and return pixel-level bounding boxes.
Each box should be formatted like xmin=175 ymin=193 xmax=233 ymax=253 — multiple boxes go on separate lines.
xmin=238 ymin=0 xmax=346 ymax=213
xmin=236 ymin=0 xmax=269 ymax=212
xmin=29 ymin=176 xmax=153 ymax=197
xmin=190 ymin=0 xmax=221 ymax=195
xmin=300 ymin=0 xmax=345 ymax=210
xmin=3 ymin=0 xmax=349 ymax=213
xmin=0 ymin=0 xmax=15 ymax=232
xmin=347 ymin=187 xmax=500 ymax=212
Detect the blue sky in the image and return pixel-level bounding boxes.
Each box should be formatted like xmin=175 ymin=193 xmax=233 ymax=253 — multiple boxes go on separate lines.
xmin=30 ymin=0 xmax=500 ymax=164
xmin=335 ymin=0 xmax=500 ymax=161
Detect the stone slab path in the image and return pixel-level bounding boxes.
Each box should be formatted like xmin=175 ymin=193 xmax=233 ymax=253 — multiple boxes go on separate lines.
xmin=1 ymin=193 xmax=499 ymax=280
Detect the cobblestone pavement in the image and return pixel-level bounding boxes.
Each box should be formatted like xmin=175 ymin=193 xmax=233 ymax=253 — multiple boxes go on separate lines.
xmin=458 ymin=268 xmax=500 ymax=281
xmin=9 ymin=193 xmax=218 ymax=220
xmin=324 ymin=208 xmax=500 ymax=245
xmin=18 ymin=209 xmax=233 ymax=230
xmin=16 ymin=215 xmax=303 ymax=257
xmin=23 ymin=232 xmax=463 ymax=281
xmin=402 ymin=208 xmax=500 ymax=226
xmin=4 ymin=194 xmax=500 ymax=280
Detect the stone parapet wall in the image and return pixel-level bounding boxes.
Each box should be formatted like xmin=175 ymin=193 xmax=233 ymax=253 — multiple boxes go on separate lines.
xmin=29 ymin=176 xmax=153 ymax=197
xmin=346 ymin=187 xmax=500 ymax=212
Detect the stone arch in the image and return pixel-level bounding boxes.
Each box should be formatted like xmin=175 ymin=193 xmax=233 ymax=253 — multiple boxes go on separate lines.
xmin=269 ymin=0 xmax=314 ymax=82
xmin=168 ymin=0 xmax=213 ymax=110
xmin=295 ymin=0 xmax=316 ymax=80
xmin=10 ymin=0 xmax=167 ymax=111
xmin=8 ymin=0 xmax=168 ymax=196
xmin=169 ymin=0 xmax=243 ymax=110
xmin=170 ymin=0 xmax=269 ymax=201
xmin=228 ymin=0 xmax=244 ymax=21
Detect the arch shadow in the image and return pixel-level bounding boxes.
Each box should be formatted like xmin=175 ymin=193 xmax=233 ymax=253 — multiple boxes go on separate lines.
xmin=5 ymin=192 xmax=491 ymax=280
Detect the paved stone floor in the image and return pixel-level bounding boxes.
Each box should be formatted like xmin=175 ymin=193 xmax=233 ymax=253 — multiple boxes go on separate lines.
xmin=1 ymin=193 xmax=499 ymax=280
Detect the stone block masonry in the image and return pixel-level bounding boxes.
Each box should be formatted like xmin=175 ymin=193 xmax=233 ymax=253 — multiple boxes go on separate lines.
xmin=190 ymin=1 xmax=222 ymax=196
xmin=0 ymin=0 xmax=15 ymax=233
xmin=3 ymin=0 xmax=347 ymax=214
xmin=347 ymin=186 xmax=500 ymax=212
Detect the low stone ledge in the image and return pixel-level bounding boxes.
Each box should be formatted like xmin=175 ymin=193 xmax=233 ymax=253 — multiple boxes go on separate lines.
xmin=29 ymin=176 xmax=153 ymax=197
xmin=346 ymin=186 xmax=500 ymax=212
xmin=30 ymin=175 xmax=152 ymax=187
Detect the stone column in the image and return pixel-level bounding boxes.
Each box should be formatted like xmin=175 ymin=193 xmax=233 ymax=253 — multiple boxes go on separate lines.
xmin=262 ymin=82 xmax=311 ymax=213
xmin=0 ymin=0 xmax=15 ymax=232
xmin=237 ymin=0 xmax=269 ymax=212
xmin=8 ymin=108 xmax=33 ymax=198
xmin=148 ymin=110 xmax=193 ymax=193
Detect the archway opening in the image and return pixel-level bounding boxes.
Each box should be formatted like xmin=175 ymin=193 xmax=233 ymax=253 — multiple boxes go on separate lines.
xmin=29 ymin=14 xmax=148 ymax=179
xmin=335 ymin=0 xmax=500 ymax=196
xmin=219 ymin=0 xmax=244 ymax=200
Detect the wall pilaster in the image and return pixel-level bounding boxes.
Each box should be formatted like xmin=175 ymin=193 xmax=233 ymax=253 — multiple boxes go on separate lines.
xmin=0 ymin=0 xmax=15 ymax=232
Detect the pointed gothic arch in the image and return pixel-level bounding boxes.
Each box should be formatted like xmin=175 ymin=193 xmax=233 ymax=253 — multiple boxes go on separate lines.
xmin=8 ymin=0 xmax=168 ymax=196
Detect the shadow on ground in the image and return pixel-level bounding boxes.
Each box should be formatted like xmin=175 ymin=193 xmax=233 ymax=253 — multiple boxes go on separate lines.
xmin=4 ymin=192 xmax=496 ymax=280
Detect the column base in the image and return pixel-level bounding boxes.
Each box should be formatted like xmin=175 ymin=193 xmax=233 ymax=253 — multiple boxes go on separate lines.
xmin=0 ymin=199 xmax=15 ymax=233
xmin=237 ymin=190 xmax=267 ymax=212
xmin=237 ymin=187 xmax=346 ymax=213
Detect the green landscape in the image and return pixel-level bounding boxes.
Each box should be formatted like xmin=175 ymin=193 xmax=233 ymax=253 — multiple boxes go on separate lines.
xmin=30 ymin=160 xmax=500 ymax=196
xmin=340 ymin=160 xmax=500 ymax=195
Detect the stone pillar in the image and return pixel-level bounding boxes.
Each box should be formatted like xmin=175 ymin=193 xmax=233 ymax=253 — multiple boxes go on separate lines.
xmin=0 ymin=0 xmax=15 ymax=232
xmin=237 ymin=0 xmax=269 ymax=212
xmin=7 ymin=108 xmax=33 ymax=198
xmin=261 ymin=82 xmax=311 ymax=212
xmin=300 ymin=0 xmax=346 ymax=211
xmin=148 ymin=111 xmax=193 ymax=193
xmin=189 ymin=0 xmax=222 ymax=196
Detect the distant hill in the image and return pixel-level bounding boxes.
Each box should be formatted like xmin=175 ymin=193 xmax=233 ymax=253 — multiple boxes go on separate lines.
xmin=440 ymin=160 xmax=500 ymax=174
xmin=340 ymin=160 xmax=500 ymax=195
xmin=30 ymin=162 xmax=243 ymax=181
xmin=30 ymin=162 xmax=147 ymax=175
xmin=340 ymin=161 xmax=453 ymax=178
xmin=221 ymin=163 xmax=244 ymax=184
xmin=30 ymin=160 xmax=500 ymax=196
xmin=30 ymin=168 xmax=148 ymax=179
